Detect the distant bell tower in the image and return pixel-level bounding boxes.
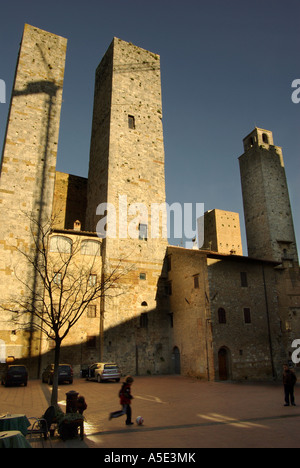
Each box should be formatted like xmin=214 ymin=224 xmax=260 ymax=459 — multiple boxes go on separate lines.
xmin=239 ymin=128 xmax=298 ymax=263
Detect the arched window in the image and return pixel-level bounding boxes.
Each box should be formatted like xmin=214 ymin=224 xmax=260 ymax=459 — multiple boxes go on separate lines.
xmin=49 ymin=235 xmax=72 ymax=254
xmin=262 ymin=133 xmax=269 ymax=144
xmin=81 ymin=240 xmax=101 ymax=256
xmin=218 ymin=308 xmax=226 ymax=324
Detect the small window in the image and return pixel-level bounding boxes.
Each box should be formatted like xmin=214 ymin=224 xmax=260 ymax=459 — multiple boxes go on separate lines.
xmin=140 ymin=313 xmax=148 ymax=328
xmin=194 ymin=275 xmax=199 ymax=289
xmin=240 ymin=272 xmax=248 ymax=288
xmin=139 ymin=224 xmax=148 ymax=241
xmin=53 ymin=272 xmax=62 ymax=285
xmin=244 ymin=308 xmax=251 ymax=324
xmin=262 ymin=133 xmax=269 ymax=144
xmin=218 ymin=308 xmax=226 ymax=324
xmin=140 ymin=273 xmax=146 ymax=280
xmin=88 ymin=274 xmax=97 ymax=287
xmin=87 ymin=305 xmax=97 ymax=318
xmin=128 ymin=115 xmax=135 ymax=129
xmin=86 ymin=336 xmax=97 ymax=349
xmin=166 ymin=282 xmax=172 ymax=296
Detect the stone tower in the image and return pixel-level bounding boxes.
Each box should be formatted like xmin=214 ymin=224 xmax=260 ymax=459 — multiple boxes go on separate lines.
xmin=86 ymin=38 xmax=170 ymax=375
xmin=0 ymin=25 xmax=67 ymax=368
xmin=239 ymin=128 xmax=298 ymax=263
xmin=202 ymin=209 xmax=243 ymax=255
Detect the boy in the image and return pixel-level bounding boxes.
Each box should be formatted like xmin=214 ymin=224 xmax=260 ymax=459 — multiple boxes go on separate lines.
xmin=109 ymin=376 xmax=134 ymax=425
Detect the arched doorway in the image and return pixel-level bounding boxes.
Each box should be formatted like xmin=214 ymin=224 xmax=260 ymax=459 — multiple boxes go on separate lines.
xmin=218 ymin=347 xmax=231 ymax=381
xmin=172 ymin=346 xmax=181 ymax=374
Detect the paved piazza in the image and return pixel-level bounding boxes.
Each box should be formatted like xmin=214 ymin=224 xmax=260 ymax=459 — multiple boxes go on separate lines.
xmin=0 ymin=375 xmax=299 ymax=448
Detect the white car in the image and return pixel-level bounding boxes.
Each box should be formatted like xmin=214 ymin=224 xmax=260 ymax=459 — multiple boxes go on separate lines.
xmin=86 ymin=362 xmax=121 ymax=383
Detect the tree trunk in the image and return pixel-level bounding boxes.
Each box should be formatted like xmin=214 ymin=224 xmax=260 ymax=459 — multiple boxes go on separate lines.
xmin=51 ymin=340 xmax=61 ymax=406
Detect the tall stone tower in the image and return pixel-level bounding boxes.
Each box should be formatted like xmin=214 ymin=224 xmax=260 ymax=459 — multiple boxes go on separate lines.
xmin=239 ymin=128 xmax=298 ymax=263
xmin=86 ymin=38 xmax=170 ymax=375
xmin=0 ymin=25 xmax=67 ymax=369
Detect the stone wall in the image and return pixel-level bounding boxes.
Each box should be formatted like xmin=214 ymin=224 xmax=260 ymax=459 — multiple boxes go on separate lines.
xmin=202 ymin=209 xmax=243 ymax=255
xmin=167 ymin=246 xmax=214 ymax=380
xmin=0 ymin=24 xmax=67 ymax=374
xmin=86 ymin=38 xmax=171 ymax=375
xmin=52 ymin=171 xmax=87 ymax=230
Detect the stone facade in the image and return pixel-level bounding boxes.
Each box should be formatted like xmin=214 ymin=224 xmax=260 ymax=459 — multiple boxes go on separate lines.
xmin=52 ymin=171 xmax=87 ymax=230
xmin=85 ymin=38 xmax=171 ymax=376
xmin=202 ymin=209 xmax=243 ymax=255
xmin=0 ymin=25 xmax=67 ymax=372
xmin=0 ymin=26 xmax=299 ymax=381
xmin=167 ymin=246 xmax=288 ymax=381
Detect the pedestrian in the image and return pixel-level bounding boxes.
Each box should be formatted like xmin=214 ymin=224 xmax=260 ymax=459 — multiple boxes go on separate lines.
xmin=109 ymin=376 xmax=134 ymax=425
xmin=283 ymin=364 xmax=297 ymax=407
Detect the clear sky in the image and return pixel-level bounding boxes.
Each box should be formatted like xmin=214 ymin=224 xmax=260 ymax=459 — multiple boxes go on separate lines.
xmin=0 ymin=0 xmax=299 ymax=253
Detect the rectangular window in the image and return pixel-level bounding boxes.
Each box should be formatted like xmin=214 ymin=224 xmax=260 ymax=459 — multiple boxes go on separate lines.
xmin=87 ymin=305 xmax=97 ymax=318
xmin=241 ymin=272 xmax=248 ymax=287
xmin=140 ymin=313 xmax=148 ymax=329
xmin=244 ymin=308 xmax=251 ymax=324
xmin=165 ymin=281 xmax=172 ymax=296
xmin=86 ymin=335 xmax=97 ymax=349
xmin=53 ymin=272 xmax=62 ymax=285
xmin=140 ymin=273 xmax=146 ymax=280
xmin=218 ymin=308 xmax=226 ymax=324
xmin=194 ymin=275 xmax=199 ymax=289
xmin=128 ymin=115 xmax=135 ymax=129
xmin=88 ymin=274 xmax=97 ymax=287
xmin=139 ymin=224 xmax=148 ymax=241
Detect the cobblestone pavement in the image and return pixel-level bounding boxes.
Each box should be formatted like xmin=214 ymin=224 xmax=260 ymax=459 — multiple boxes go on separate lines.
xmin=0 ymin=375 xmax=299 ymax=448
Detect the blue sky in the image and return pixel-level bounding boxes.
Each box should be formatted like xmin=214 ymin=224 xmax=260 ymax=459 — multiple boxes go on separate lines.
xmin=0 ymin=0 xmax=299 ymax=253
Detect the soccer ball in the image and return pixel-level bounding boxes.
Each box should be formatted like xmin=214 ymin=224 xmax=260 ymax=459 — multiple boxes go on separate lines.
xmin=136 ymin=416 xmax=144 ymax=426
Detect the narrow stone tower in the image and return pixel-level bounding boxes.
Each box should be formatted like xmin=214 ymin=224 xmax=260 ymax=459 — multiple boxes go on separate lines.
xmin=0 ymin=25 xmax=67 ymax=369
xmin=86 ymin=38 xmax=170 ymax=374
xmin=239 ymin=128 xmax=298 ymax=263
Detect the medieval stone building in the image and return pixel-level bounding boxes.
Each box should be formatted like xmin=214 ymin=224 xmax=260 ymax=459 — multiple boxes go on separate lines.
xmin=0 ymin=24 xmax=299 ymax=381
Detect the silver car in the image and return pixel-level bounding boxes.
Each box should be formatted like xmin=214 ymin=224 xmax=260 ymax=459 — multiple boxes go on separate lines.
xmin=86 ymin=362 xmax=121 ymax=383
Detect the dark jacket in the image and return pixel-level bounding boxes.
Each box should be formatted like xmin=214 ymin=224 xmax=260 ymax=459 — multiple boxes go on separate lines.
xmin=119 ymin=383 xmax=133 ymax=405
xmin=283 ymin=369 xmax=297 ymax=386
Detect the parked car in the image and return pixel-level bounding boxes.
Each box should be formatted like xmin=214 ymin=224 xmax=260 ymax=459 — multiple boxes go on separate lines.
xmin=86 ymin=362 xmax=121 ymax=383
xmin=42 ymin=364 xmax=73 ymax=385
xmin=1 ymin=365 xmax=28 ymax=387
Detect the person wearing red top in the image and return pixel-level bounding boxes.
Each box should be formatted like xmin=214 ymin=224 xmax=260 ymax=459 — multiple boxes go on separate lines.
xmin=109 ymin=376 xmax=134 ymax=425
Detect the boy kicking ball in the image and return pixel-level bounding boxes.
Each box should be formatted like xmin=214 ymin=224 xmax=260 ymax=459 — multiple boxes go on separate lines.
xmin=109 ymin=376 xmax=134 ymax=426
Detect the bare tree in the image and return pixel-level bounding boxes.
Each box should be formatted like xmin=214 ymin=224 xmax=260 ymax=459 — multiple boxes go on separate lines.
xmin=1 ymin=214 xmax=130 ymax=405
